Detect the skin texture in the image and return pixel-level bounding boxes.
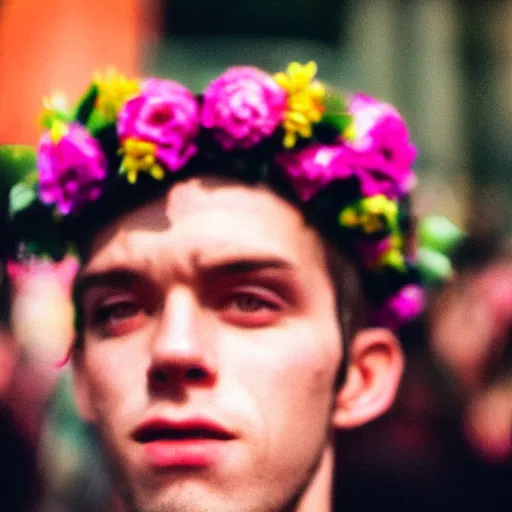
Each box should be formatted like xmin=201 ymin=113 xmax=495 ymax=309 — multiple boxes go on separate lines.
xmin=73 ymin=177 xmax=403 ymax=512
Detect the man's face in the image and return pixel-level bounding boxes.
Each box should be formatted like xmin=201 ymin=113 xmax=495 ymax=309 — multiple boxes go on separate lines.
xmin=74 ymin=177 xmax=343 ymax=512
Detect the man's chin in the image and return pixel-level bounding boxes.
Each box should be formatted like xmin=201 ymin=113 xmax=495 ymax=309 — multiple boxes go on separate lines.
xmin=104 ymin=450 xmax=234 ymax=511
xmin=124 ymin=479 xmax=236 ymax=512
xmin=129 ymin=491 xmax=235 ymax=512
xmin=122 ymin=481 xmax=301 ymax=512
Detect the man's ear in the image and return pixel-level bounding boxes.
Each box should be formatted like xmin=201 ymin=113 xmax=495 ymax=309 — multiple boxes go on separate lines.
xmin=332 ymin=328 xmax=404 ymax=429
xmin=71 ymin=348 xmax=97 ymax=423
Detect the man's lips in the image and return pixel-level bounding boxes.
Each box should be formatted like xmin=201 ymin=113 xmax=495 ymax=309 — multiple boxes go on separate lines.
xmin=133 ymin=417 xmax=235 ymax=442
xmin=132 ymin=417 xmax=235 ymax=468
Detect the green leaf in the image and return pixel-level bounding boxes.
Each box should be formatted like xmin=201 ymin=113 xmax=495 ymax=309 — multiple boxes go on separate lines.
xmin=324 ymin=90 xmax=347 ymax=114
xmin=321 ymin=112 xmax=352 ymax=133
xmin=419 ymin=215 xmax=465 ymax=255
xmin=0 ymin=145 xmax=36 ymax=179
xmin=417 ymin=247 xmax=453 ymax=286
xmin=40 ymin=107 xmax=72 ymax=130
xmin=320 ymin=91 xmax=352 ymax=134
xmin=73 ymin=83 xmax=99 ymax=125
xmin=8 ymin=181 xmax=37 ymax=218
xmin=0 ymin=145 xmax=37 ymax=203
xmin=86 ymin=107 xmax=115 ymax=136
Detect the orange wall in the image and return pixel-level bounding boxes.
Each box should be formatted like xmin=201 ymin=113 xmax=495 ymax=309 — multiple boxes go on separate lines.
xmin=0 ymin=0 xmax=143 ymax=144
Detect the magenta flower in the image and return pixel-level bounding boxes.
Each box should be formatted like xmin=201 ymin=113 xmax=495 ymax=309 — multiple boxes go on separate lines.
xmin=201 ymin=67 xmax=287 ymax=150
xmin=276 ymin=144 xmax=354 ymax=201
xmin=118 ymin=78 xmax=200 ymax=172
xmin=341 ymin=147 xmax=402 ymax=199
xmin=347 ymin=93 xmax=417 ymax=198
xmin=370 ymin=284 xmax=425 ymax=330
xmin=276 ymin=142 xmax=392 ymax=202
xmin=354 ymin=237 xmax=393 ymax=269
xmin=38 ymin=123 xmax=107 ymax=215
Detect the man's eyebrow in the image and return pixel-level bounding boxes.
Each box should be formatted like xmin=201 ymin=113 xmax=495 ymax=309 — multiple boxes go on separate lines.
xmin=194 ymin=256 xmax=296 ymax=277
xmin=74 ymin=269 xmax=140 ymax=300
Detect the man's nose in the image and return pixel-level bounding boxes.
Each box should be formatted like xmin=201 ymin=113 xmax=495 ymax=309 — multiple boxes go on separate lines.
xmin=148 ymin=288 xmax=217 ymax=389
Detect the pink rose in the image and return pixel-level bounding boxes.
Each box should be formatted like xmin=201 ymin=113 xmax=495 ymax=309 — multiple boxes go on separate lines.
xmin=276 ymin=144 xmax=354 ymax=201
xmin=202 ymin=67 xmax=286 ymax=150
xmin=276 ymin=142 xmax=391 ymax=202
xmin=347 ymin=93 xmax=417 ymax=198
xmin=118 ymin=78 xmax=200 ymax=172
xmin=38 ymin=123 xmax=107 ymax=215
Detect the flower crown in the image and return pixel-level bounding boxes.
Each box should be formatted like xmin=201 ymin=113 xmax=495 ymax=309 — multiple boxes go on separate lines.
xmin=4 ymin=61 xmax=424 ymax=330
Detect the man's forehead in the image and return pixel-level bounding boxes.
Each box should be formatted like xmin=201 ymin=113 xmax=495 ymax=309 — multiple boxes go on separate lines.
xmin=84 ymin=177 xmax=326 ymax=276
xmin=163 ymin=177 xmax=295 ymax=221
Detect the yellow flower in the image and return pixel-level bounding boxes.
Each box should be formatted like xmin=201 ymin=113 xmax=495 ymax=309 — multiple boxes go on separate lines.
xmin=274 ymin=61 xmax=325 ymax=148
xmin=339 ymin=195 xmax=398 ymax=234
xmin=49 ymin=120 xmax=69 ymax=144
xmin=342 ymin=119 xmax=356 ymax=142
xmin=363 ymin=195 xmax=398 ymax=230
xmin=339 ymin=208 xmax=359 ymax=228
xmin=119 ymin=138 xmax=165 ymax=184
xmin=340 ymin=207 xmax=384 ymax=234
xmin=378 ymin=235 xmax=405 ymax=271
xmin=94 ymin=68 xmax=140 ymax=120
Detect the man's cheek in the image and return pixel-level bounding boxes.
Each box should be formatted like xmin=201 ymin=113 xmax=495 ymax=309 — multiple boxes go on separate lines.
xmin=281 ymin=330 xmax=340 ymax=387
xmin=266 ymin=339 xmax=339 ymax=415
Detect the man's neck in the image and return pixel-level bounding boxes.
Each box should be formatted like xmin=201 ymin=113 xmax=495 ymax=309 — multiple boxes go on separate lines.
xmin=293 ymin=441 xmax=334 ymax=512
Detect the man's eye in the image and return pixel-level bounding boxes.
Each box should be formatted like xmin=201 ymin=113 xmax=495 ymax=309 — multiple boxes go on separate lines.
xmin=96 ymin=300 xmax=140 ymax=321
xmin=231 ymin=294 xmax=277 ymax=312
xmin=92 ymin=299 xmax=145 ymax=337
xmin=220 ymin=291 xmax=282 ymax=327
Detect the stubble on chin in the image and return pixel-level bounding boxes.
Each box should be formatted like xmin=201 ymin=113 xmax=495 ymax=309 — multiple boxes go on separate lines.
xmin=112 ymin=481 xmax=307 ymax=512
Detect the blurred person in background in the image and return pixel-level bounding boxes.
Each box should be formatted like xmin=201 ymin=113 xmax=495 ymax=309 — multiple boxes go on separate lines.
xmin=7 ymin=256 xmax=111 ymax=512
xmin=4 ymin=61 xmax=424 ymax=511
xmin=0 ymin=177 xmax=106 ymax=511
xmin=0 ymin=251 xmax=109 ymax=512
xmin=0 ymin=158 xmax=43 ymax=511
xmin=427 ymin=235 xmax=512 ymax=505
xmin=0 ymin=276 xmax=42 ymax=511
